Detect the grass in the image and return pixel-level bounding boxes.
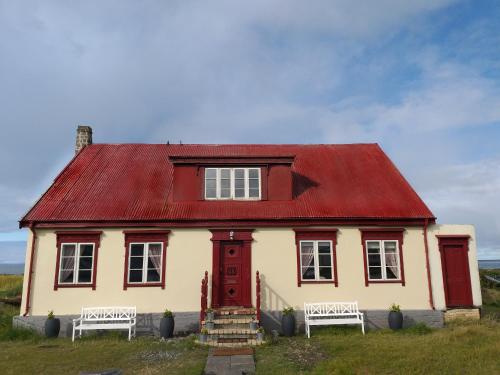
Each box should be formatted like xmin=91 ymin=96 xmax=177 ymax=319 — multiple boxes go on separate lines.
xmin=255 ymin=320 xmax=500 ymax=374
xmin=0 ymin=275 xmax=23 ymax=299
xmin=1 ymin=273 xmax=500 ymax=373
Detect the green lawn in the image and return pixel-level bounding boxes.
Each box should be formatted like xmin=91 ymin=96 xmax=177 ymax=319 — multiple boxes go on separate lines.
xmin=1 ymin=273 xmax=500 ymax=374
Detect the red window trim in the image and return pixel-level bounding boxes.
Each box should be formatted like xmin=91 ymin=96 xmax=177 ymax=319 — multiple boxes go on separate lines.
xmin=294 ymin=229 xmax=338 ymax=287
xmin=54 ymin=231 xmax=102 ymax=291
xmin=123 ymin=230 xmax=170 ymax=290
xmin=360 ymin=228 xmax=405 ymax=286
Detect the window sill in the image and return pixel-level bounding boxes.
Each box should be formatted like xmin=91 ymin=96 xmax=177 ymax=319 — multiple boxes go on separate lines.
xmin=124 ymin=282 xmax=164 ymax=289
xmin=299 ymin=280 xmax=338 ymax=287
xmin=54 ymin=283 xmax=95 ymax=290
xmin=366 ymin=280 xmax=405 ymax=285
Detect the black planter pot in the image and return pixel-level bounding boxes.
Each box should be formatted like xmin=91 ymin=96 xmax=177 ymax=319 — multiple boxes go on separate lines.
xmin=281 ymin=314 xmax=296 ymax=337
xmin=388 ymin=311 xmax=403 ymax=330
xmin=160 ymin=316 xmax=175 ymax=338
xmin=44 ymin=318 xmax=60 ymax=338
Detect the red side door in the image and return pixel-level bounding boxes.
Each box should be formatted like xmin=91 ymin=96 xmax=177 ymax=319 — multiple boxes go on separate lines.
xmin=439 ymin=237 xmax=473 ymax=308
xmin=220 ymin=242 xmax=248 ymax=307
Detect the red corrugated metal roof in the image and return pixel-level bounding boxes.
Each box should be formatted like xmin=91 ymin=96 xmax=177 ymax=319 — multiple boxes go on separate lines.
xmin=20 ymin=144 xmax=435 ymax=225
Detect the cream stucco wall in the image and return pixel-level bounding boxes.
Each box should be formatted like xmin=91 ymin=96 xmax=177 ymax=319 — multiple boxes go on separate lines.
xmin=21 ymin=224 xmax=481 ymax=316
xmin=22 ymin=228 xmax=213 ymax=315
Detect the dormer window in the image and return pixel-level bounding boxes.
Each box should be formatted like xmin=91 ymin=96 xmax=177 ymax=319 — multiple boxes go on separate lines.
xmin=205 ymin=168 xmax=261 ymax=200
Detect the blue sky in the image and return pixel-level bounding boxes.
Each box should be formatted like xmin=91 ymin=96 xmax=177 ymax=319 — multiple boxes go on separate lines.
xmin=0 ymin=0 xmax=499 ymax=262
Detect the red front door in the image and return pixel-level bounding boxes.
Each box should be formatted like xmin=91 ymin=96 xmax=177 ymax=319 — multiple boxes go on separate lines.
xmin=439 ymin=237 xmax=473 ymax=308
xmin=220 ymin=241 xmax=249 ymax=307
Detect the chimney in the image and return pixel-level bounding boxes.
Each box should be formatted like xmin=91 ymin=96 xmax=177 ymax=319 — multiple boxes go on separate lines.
xmin=75 ymin=125 xmax=93 ymax=154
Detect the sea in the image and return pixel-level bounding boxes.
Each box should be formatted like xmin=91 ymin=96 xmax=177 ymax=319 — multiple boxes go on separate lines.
xmin=0 ymin=260 xmax=499 ymax=275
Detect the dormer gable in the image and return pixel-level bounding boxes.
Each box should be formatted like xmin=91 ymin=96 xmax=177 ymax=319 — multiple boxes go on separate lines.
xmin=169 ymin=155 xmax=295 ymax=202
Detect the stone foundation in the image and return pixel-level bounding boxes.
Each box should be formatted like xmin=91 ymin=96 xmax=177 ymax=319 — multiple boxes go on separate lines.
xmin=13 ymin=312 xmax=199 ymax=338
xmin=260 ymin=309 xmax=444 ymax=334
xmin=444 ymin=308 xmax=480 ymax=323
xmin=14 ymin=309 xmax=444 ymax=337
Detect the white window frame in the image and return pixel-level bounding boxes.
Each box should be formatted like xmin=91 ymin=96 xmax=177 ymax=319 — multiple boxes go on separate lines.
xmin=299 ymin=240 xmax=334 ymax=281
xmin=204 ymin=167 xmax=261 ymax=200
xmin=127 ymin=242 xmax=164 ymax=284
xmin=365 ymin=240 xmax=401 ymax=281
xmin=58 ymin=242 xmax=95 ymax=285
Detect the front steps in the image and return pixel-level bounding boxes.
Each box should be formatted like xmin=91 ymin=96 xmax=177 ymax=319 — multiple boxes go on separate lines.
xmin=197 ymin=306 xmax=265 ymax=347
xmin=444 ymin=308 xmax=480 ymax=323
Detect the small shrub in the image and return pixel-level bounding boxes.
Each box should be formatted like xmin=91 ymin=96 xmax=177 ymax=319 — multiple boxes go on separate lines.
xmin=163 ymin=309 xmax=173 ymax=318
xmin=282 ymin=307 xmax=295 ymax=315
xmin=47 ymin=310 xmax=55 ymax=319
xmin=389 ymin=303 xmax=401 ymax=312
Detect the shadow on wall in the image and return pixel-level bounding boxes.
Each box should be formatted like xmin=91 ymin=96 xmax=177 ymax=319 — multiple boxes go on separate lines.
xmin=292 ymin=172 xmax=318 ymax=199
xmin=260 ymin=274 xmax=303 ymax=333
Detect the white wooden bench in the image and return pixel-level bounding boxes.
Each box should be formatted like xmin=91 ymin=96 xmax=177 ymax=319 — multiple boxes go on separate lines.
xmin=304 ymin=301 xmax=365 ymax=338
xmin=72 ymin=307 xmax=137 ymax=341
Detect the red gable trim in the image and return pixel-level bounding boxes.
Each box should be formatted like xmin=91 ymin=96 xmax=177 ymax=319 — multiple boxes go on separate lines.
xmin=24 ymin=218 xmax=435 ymax=229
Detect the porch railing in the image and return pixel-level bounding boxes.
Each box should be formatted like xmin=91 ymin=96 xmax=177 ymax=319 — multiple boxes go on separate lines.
xmin=200 ymin=271 xmax=208 ymax=326
xmin=256 ymin=271 xmax=261 ymax=322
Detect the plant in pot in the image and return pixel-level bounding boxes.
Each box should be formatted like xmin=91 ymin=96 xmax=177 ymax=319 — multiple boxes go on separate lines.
xmin=160 ymin=309 xmax=175 ymax=339
xmin=256 ymin=327 xmax=265 ymax=341
xmin=205 ymin=308 xmax=214 ymax=322
xmin=45 ymin=310 xmax=60 ymax=338
xmin=199 ymin=328 xmax=208 ymax=343
xmin=281 ymin=307 xmax=296 ymax=337
xmin=388 ymin=303 xmax=403 ymax=330
xmin=249 ymin=317 xmax=258 ymax=331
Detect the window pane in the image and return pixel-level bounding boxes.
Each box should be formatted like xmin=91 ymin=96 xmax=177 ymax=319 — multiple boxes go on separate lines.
xmin=206 ymin=188 xmax=216 ymax=198
xmin=234 ymin=178 xmax=245 ymax=189
xmin=220 ymin=178 xmax=231 ymax=189
xmin=249 ymin=169 xmax=259 ymax=179
xmin=369 ymin=267 xmax=382 ymax=279
xmin=385 ymin=253 xmax=399 ymax=279
xmin=368 ymin=254 xmax=381 ymax=266
xmin=235 ymin=188 xmax=245 ymax=198
xmin=386 ymin=267 xmax=398 ymax=279
xmin=220 ymin=169 xmax=230 ymax=179
xmin=62 ymin=244 xmax=76 ymax=257
xmin=301 ymin=242 xmax=314 ymax=252
xmin=301 ymin=254 xmax=315 ymax=267
xmin=234 ymin=169 xmax=245 ymax=179
xmin=318 ymin=242 xmax=331 ymax=254
xmin=130 ymin=256 xmax=143 ymax=269
xmin=78 ymin=257 xmax=93 ymax=270
xmin=60 ymin=270 xmax=74 ymax=283
xmin=249 ymin=178 xmax=259 ymax=189
xmin=78 ymin=270 xmax=92 ymax=283
xmin=80 ymin=244 xmax=94 ymax=257
xmin=130 ymin=244 xmax=144 ymax=256
xmin=318 ymin=254 xmax=331 ymax=266
xmin=319 ymin=267 xmax=332 ymax=280
xmin=129 ymin=270 xmax=142 ymax=283
xmin=367 ymin=241 xmax=380 ymax=254
xmin=149 ymin=243 xmax=161 ymax=256
xmin=205 ymin=169 xmax=216 ymax=179
xmin=147 ymin=269 xmax=161 ymax=282
xmin=384 ymin=241 xmax=397 ymax=253
xmin=302 ymin=267 xmax=315 ymax=280
xmin=205 ymin=179 xmax=216 ymax=189
xmin=249 ymin=188 xmax=259 ymax=198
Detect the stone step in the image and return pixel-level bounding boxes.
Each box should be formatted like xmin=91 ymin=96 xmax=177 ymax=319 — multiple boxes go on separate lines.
xmin=195 ymin=339 xmax=265 ymax=347
xmin=214 ymin=313 xmax=255 ymax=321
xmin=213 ymin=317 xmax=255 ymax=324
xmin=208 ymin=328 xmax=258 ymax=335
xmin=214 ymin=307 xmax=256 ymax=316
xmin=209 ymin=333 xmax=257 ymax=339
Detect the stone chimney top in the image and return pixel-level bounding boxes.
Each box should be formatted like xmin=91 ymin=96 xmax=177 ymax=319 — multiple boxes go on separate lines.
xmin=75 ymin=125 xmax=93 ymax=154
